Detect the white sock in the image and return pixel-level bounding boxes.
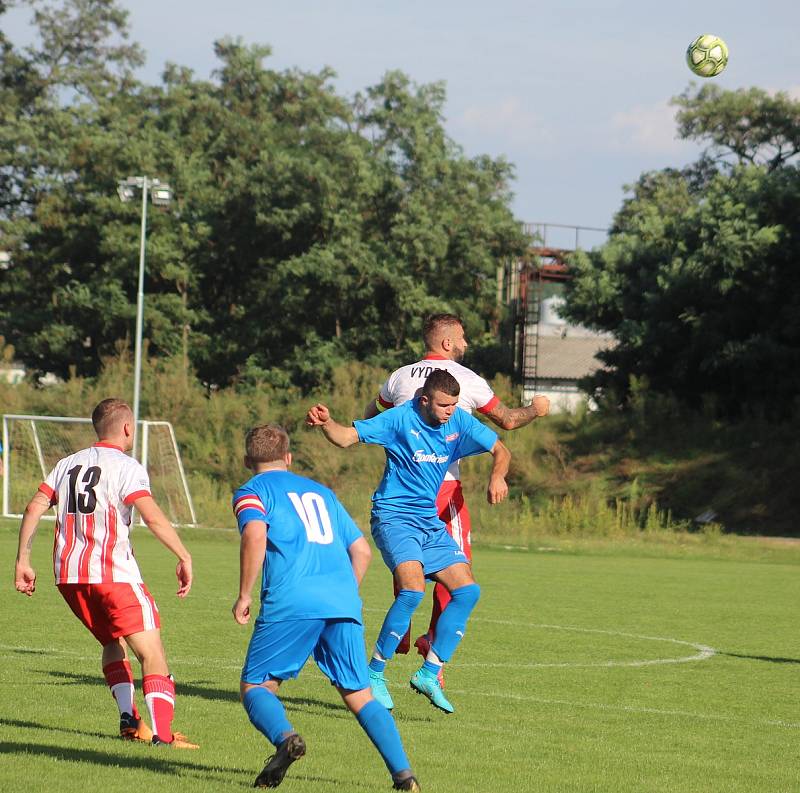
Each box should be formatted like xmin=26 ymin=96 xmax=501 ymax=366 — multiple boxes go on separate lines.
xmin=111 ymin=682 xmax=135 ymax=716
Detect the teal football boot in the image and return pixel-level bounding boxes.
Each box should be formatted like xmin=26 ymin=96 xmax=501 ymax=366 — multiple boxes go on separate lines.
xmin=369 ymin=669 xmax=395 ymax=710
xmin=409 ymin=669 xmax=454 ymax=714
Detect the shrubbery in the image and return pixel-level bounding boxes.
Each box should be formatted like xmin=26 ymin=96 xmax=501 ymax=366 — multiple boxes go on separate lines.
xmin=8 ymin=354 xmax=793 ymax=537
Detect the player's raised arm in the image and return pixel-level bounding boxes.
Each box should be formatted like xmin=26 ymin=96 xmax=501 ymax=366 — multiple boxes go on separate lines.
xmin=486 ymin=440 xmax=511 ymax=505
xmin=363 ymin=397 xmax=381 ymax=419
xmin=134 ymin=495 xmax=193 ymax=597
xmin=305 ymin=403 xmax=360 ymax=447
xmin=484 ymin=394 xmax=550 ymax=431
xmin=14 ymin=490 xmax=52 ymax=596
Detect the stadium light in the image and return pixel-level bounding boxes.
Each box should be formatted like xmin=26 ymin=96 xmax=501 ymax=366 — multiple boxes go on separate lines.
xmin=116 ymin=175 xmax=173 ymax=462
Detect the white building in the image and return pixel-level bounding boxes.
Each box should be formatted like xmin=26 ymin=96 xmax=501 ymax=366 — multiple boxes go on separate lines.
xmin=522 ymin=296 xmax=614 ymax=411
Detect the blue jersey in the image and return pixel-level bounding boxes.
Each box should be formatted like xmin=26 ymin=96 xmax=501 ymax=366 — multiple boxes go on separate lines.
xmin=233 ymin=470 xmax=364 ymax=623
xmin=353 ymin=398 xmax=498 ymax=521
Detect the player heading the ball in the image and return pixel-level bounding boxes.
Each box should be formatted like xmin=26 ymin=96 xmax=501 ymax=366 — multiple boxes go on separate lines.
xmin=307 ymin=369 xmax=511 ymax=715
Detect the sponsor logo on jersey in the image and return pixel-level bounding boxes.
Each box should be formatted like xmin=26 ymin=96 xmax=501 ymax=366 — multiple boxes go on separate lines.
xmin=412 ymin=450 xmax=449 ymax=464
xmin=410 ymin=429 xmax=421 ymax=438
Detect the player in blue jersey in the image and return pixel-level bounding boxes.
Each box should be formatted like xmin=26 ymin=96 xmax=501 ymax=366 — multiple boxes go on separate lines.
xmin=232 ymin=423 xmax=420 ymax=791
xmin=306 ymin=370 xmax=511 ymax=714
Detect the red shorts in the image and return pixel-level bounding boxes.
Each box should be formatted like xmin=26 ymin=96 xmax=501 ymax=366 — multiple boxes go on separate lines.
xmin=57 ymin=582 xmax=161 ymax=646
xmin=436 ymin=480 xmax=472 ymax=561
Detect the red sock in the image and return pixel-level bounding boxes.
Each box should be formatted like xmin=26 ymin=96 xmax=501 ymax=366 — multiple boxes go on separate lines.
xmin=143 ymin=674 xmax=175 ymax=742
xmin=103 ymin=660 xmax=140 ymax=720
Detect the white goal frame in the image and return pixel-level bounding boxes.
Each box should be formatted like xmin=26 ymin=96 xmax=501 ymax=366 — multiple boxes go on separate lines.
xmin=2 ymin=414 xmax=197 ymax=526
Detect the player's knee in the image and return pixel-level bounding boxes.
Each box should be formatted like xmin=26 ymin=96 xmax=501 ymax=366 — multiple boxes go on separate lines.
xmin=396 ymin=589 xmax=425 ymax=611
xmin=452 ymin=582 xmax=480 ymax=609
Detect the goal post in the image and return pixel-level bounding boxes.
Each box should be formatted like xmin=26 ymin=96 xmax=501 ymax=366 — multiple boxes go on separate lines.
xmin=2 ymin=414 xmax=197 ymax=526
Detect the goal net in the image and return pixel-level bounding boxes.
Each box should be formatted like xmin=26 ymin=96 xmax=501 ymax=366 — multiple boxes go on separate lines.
xmin=2 ymin=414 xmax=197 ymax=526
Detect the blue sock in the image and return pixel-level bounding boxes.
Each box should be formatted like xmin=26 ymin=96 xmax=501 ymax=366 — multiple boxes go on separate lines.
xmin=431 ymin=583 xmax=480 ymax=662
xmin=374 ymin=589 xmax=424 ymax=661
xmin=242 ymin=686 xmax=293 ymax=748
xmin=421 ymin=660 xmax=441 ymax=678
xmin=356 ymin=699 xmax=410 ymax=775
xmin=369 ymin=657 xmax=386 ymax=674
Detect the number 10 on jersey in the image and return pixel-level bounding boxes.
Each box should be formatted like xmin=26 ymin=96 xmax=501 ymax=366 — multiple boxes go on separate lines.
xmin=288 ymin=492 xmax=334 ymax=545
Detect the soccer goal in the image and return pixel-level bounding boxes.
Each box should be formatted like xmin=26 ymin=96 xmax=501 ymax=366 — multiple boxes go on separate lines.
xmin=2 ymin=414 xmax=197 ymax=526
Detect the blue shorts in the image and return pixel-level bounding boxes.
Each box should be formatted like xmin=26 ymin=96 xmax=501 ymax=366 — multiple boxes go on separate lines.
xmin=242 ymin=617 xmax=370 ymax=691
xmin=370 ymin=510 xmax=468 ymax=575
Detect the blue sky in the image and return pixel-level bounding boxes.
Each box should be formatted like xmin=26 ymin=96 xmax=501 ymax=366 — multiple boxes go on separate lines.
xmin=5 ymin=0 xmax=800 ymax=247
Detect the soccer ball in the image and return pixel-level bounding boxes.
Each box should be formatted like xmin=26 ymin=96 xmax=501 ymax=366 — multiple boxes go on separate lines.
xmin=686 ymin=34 xmax=728 ymax=77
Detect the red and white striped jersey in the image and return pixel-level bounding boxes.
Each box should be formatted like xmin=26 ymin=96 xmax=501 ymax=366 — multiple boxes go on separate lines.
xmin=39 ymin=443 xmax=151 ymax=585
xmin=377 ymin=355 xmax=499 ymax=481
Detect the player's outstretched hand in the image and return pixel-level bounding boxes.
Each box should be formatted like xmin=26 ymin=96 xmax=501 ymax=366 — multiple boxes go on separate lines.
xmin=532 ymin=394 xmax=550 ymax=417
xmin=232 ymin=595 xmax=252 ymax=625
xmin=487 ymin=476 xmax=508 ymax=505
xmin=306 ymin=403 xmax=331 ymax=426
xmin=175 ymin=556 xmax=193 ymax=597
xmin=15 ymin=563 xmax=37 ymax=596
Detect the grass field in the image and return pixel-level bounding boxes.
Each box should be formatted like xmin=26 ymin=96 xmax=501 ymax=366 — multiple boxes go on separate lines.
xmin=1 ymin=522 xmax=799 ymax=793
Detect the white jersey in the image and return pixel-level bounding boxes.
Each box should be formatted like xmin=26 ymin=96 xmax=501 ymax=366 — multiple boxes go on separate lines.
xmin=39 ymin=443 xmax=152 ymax=585
xmin=378 ymin=355 xmax=499 ymax=481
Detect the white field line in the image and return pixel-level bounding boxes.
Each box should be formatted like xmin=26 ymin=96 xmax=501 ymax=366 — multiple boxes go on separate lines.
xmin=0 ymin=643 xmax=244 ymax=672
xmin=2 ymin=641 xmax=798 ymax=731
xmin=445 ymin=687 xmax=800 ymax=730
xmin=3 ymin=620 xmax=715 ymax=671
xmin=459 ymin=619 xmax=717 ymax=668
xmin=363 ymin=609 xmax=717 ymax=669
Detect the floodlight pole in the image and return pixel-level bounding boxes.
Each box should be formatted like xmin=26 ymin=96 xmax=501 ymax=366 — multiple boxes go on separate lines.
xmin=119 ymin=175 xmax=171 ymax=462
xmin=132 ymin=176 xmax=148 ymax=462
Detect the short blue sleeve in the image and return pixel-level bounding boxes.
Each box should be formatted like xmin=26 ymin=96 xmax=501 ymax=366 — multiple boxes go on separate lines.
xmin=453 ymin=412 xmax=498 ymax=459
xmin=353 ymin=409 xmax=398 ymax=447
xmin=232 ymin=486 xmax=268 ymax=533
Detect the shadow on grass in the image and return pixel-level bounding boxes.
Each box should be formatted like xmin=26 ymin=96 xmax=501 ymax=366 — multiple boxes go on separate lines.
xmin=718 ymin=651 xmax=800 ymax=665
xmin=38 ymin=670 xmax=436 ymax=723
xmin=0 ymin=739 xmax=385 ymax=790
xmin=0 ymin=739 xmax=250 ymax=780
xmin=42 ymin=669 xmax=242 ymax=704
xmin=0 ymin=716 xmax=108 ymax=740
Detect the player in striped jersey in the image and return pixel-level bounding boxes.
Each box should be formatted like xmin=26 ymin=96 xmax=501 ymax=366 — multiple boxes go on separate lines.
xmin=14 ymin=398 xmax=198 ymax=749
xmin=364 ymin=314 xmax=550 ymax=686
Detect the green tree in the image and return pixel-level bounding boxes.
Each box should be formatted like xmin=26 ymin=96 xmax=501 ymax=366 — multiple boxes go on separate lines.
xmin=673 ymin=84 xmax=800 ymax=171
xmin=0 ymin=16 xmax=526 ymax=386
xmin=563 ymin=87 xmax=800 ymax=415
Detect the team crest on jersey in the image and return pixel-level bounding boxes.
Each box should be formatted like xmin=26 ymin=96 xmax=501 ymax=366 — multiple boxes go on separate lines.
xmin=445 ymin=432 xmax=460 ymax=442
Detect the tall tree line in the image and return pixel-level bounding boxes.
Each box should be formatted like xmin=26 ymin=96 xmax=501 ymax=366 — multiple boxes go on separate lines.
xmin=0 ymin=0 xmax=528 ymax=387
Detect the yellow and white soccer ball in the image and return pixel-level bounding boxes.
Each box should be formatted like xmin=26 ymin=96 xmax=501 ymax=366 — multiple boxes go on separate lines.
xmin=686 ymin=34 xmax=728 ymax=78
